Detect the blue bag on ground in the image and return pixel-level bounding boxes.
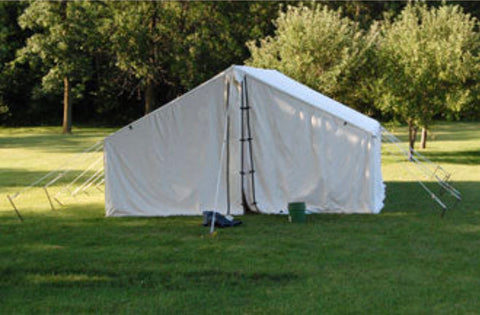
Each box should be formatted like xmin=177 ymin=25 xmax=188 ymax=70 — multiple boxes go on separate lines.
xmin=202 ymin=211 xmax=242 ymax=228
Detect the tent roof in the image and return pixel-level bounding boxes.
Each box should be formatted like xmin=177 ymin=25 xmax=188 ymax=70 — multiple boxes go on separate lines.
xmin=232 ymin=65 xmax=380 ymax=136
xmin=109 ymin=65 xmax=381 ymax=139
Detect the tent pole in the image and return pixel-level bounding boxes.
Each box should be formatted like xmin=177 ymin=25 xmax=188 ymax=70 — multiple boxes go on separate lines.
xmin=7 ymin=141 xmax=103 ymax=202
xmin=53 ymin=156 xmax=103 ymax=199
xmin=43 ymin=187 xmax=55 ymax=211
xmin=210 ymin=92 xmax=231 ymax=234
xmin=7 ymin=195 xmax=23 ymax=222
xmin=71 ymin=167 xmax=103 ymax=197
xmin=79 ymin=169 xmax=104 ymax=195
xmin=226 ymin=115 xmax=230 ymax=216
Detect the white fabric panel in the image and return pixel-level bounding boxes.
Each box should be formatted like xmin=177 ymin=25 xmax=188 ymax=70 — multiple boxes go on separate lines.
xmin=233 ymin=66 xmax=380 ymax=136
xmin=225 ymin=79 xmax=243 ymax=214
xmin=243 ymin=76 xmax=380 ymax=213
xmin=105 ymin=74 xmax=243 ymax=216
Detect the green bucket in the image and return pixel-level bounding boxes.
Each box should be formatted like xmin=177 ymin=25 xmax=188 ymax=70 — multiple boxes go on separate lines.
xmin=288 ymin=202 xmax=306 ymax=223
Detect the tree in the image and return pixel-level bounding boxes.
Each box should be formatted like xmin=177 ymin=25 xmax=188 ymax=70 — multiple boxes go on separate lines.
xmin=246 ymin=4 xmax=378 ymax=113
xmin=104 ymin=2 xmax=175 ymax=115
xmin=374 ymin=4 xmax=480 ymax=152
xmin=168 ymin=1 xmax=283 ymax=92
xmin=326 ymin=1 xmax=405 ymax=29
xmin=16 ymin=1 xmax=103 ymax=133
xmin=106 ymin=2 xmax=283 ymax=115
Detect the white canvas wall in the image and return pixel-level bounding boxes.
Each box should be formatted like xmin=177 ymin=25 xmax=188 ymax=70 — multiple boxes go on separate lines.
xmin=105 ymin=72 xmax=243 ymax=216
xmin=105 ymin=66 xmax=384 ymax=217
xmin=242 ymin=75 xmax=383 ymax=213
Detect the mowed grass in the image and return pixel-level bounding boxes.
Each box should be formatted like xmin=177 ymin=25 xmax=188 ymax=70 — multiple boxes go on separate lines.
xmin=1 ymin=123 xmax=480 ymax=314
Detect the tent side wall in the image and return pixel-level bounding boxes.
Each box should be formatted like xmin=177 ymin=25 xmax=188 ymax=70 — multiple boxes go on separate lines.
xmin=105 ymin=73 xmax=243 ymax=216
xmin=239 ymin=73 xmax=384 ymax=214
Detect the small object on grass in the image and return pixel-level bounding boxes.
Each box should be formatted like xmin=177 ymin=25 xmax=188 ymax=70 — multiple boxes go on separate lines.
xmin=202 ymin=211 xmax=242 ymax=228
xmin=288 ymin=202 xmax=307 ymax=223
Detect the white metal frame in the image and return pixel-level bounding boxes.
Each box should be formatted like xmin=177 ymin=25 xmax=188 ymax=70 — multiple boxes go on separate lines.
xmin=6 ymin=125 xmax=462 ymax=221
xmin=381 ymin=127 xmax=461 ymax=216
xmin=6 ymin=140 xmax=105 ymax=220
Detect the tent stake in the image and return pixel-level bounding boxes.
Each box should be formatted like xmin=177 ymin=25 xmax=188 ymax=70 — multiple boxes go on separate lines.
xmin=7 ymin=195 xmax=23 ymax=222
xmin=95 ymin=178 xmax=104 ymax=192
xmin=43 ymin=187 xmax=55 ymax=210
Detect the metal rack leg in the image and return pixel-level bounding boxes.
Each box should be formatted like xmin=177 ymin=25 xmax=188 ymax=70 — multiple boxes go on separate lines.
xmin=7 ymin=195 xmax=23 ymax=222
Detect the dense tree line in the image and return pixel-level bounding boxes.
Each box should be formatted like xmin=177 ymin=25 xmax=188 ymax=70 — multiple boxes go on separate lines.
xmin=1 ymin=1 xmax=284 ymax=129
xmin=0 ymin=1 xmax=479 ymax=147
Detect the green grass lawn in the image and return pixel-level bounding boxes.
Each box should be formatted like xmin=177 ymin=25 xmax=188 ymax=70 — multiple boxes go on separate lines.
xmin=1 ymin=123 xmax=479 ymax=314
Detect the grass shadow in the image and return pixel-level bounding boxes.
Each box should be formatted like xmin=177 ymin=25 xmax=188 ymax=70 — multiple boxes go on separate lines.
xmin=383 ymin=180 xmax=478 ymax=215
xmin=420 ymin=150 xmax=480 ymax=165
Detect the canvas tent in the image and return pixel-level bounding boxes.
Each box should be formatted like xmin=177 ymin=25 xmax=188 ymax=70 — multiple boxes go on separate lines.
xmin=104 ymin=65 xmax=385 ymax=217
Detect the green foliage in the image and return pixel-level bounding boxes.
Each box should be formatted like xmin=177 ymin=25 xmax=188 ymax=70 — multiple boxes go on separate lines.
xmin=373 ymin=4 xmax=480 ymax=127
xmin=1 ymin=124 xmax=480 ymax=313
xmin=17 ymin=1 xmax=105 ymax=96
xmin=168 ymin=2 xmax=282 ymax=92
xmin=0 ymin=2 xmax=60 ymax=126
xmin=106 ymin=2 xmax=173 ymax=85
xmin=0 ymin=1 xmax=31 ymax=124
xmin=1 ymin=2 xmax=480 ymax=126
xmin=105 ymin=2 xmax=283 ymax=111
xmin=246 ymin=4 xmax=378 ymax=112
xmin=0 ymin=2 xmax=23 ymax=62
xmin=325 ymin=1 xmax=406 ymax=30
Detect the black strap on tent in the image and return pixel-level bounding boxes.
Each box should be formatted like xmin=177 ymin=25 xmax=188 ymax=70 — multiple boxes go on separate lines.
xmin=240 ymin=77 xmax=259 ymax=211
xmin=240 ymin=79 xmax=247 ymax=210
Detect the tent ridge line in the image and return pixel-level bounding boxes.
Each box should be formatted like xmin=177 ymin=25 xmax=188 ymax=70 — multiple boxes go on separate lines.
xmin=108 ymin=67 xmax=233 ymax=140
xmin=241 ymin=73 xmax=378 ymax=137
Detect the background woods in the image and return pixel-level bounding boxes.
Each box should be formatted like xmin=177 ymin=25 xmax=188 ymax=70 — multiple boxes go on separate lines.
xmin=0 ymin=1 xmax=479 ymax=140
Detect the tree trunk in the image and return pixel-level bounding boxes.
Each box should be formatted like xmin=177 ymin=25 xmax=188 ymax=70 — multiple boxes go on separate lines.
xmin=408 ymin=120 xmax=418 ymax=161
xmin=144 ymin=78 xmax=155 ymax=114
xmin=144 ymin=2 xmax=158 ymax=115
xmin=62 ymin=76 xmax=72 ymax=134
xmin=420 ymin=127 xmax=427 ymax=149
xmin=60 ymin=1 xmax=72 ymax=134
